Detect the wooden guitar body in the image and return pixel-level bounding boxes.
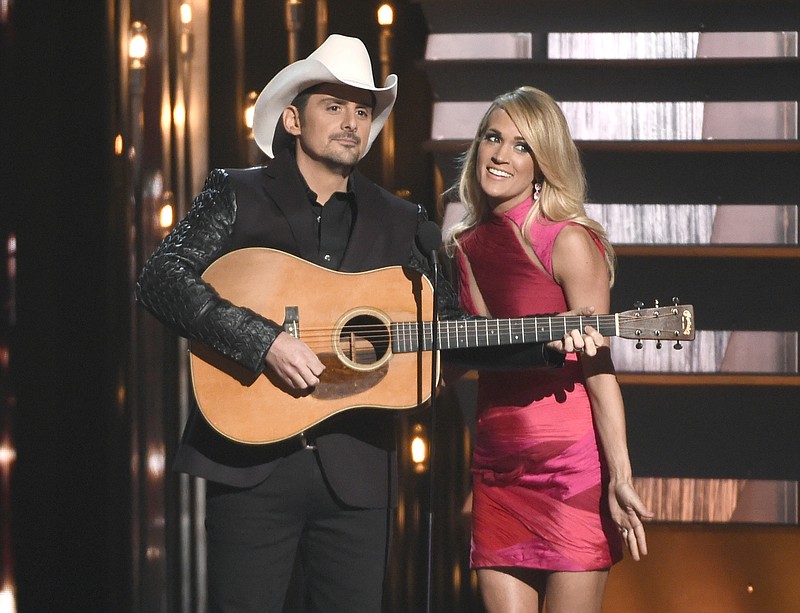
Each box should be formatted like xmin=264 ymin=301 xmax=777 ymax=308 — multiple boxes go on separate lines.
xmin=189 ymin=248 xmax=435 ymax=445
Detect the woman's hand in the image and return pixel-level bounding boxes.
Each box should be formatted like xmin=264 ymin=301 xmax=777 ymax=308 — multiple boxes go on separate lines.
xmin=609 ymin=480 xmax=655 ymax=561
xmin=547 ymin=306 xmax=606 ymax=356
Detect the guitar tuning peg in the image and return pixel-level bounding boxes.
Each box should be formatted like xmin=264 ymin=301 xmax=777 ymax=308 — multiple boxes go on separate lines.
xmin=654 ymin=299 xmax=660 ymax=308
xmin=635 ymin=340 xmax=643 ymax=349
xmin=634 ymin=301 xmax=644 ymax=310
xmin=656 ymin=340 xmax=662 ymax=349
xmin=674 ymin=341 xmax=683 ymax=350
xmin=672 ymin=296 xmax=680 ymax=306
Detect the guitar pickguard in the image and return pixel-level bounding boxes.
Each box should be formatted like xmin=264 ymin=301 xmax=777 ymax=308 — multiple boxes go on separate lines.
xmin=313 ymin=353 xmax=390 ymax=400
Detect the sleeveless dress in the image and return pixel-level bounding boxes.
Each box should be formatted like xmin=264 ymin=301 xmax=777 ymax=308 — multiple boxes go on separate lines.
xmin=455 ymin=197 xmax=623 ymax=571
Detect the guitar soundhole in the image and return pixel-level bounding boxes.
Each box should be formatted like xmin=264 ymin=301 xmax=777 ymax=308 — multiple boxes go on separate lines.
xmin=335 ymin=312 xmax=392 ymax=371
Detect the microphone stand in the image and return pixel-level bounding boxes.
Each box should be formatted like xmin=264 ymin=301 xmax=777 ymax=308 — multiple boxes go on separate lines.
xmin=425 ymin=248 xmax=440 ymax=613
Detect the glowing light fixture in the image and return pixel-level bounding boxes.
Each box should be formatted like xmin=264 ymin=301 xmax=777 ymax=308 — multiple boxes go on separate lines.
xmin=128 ymin=21 xmax=149 ymax=70
xmin=180 ymin=1 xmax=192 ymax=25
xmin=411 ymin=436 xmax=426 ymax=464
xmin=179 ymin=2 xmax=194 ymax=59
xmin=377 ymin=4 xmax=395 ymax=189
xmin=377 ymin=3 xmax=393 ymax=26
xmin=244 ymin=90 xmax=258 ymax=133
xmin=159 ymin=204 xmax=174 ymax=229
xmin=173 ymin=101 xmax=186 ymax=128
xmin=0 ymin=438 xmax=15 ymax=468
xmin=0 ymin=586 xmax=17 ymax=613
xmin=410 ymin=423 xmax=428 ymax=472
xmin=159 ymin=192 xmax=175 ymax=229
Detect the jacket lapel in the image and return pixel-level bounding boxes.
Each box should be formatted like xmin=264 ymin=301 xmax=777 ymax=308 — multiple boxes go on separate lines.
xmin=263 ymin=151 xmax=319 ymax=262
xmin=340 ymin=170 xmax=382 ymax=271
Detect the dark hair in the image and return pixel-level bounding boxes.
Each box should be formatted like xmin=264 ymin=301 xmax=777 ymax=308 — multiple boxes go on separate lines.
xmin=290 ymin=88 xmax=315 ymax=115
xmin=290 ymin=83 xmax=376 ymax=119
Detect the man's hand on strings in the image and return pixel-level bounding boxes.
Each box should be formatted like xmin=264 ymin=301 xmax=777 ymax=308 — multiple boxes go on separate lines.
xmin=265 ymin=332 xmax=326 ymax=390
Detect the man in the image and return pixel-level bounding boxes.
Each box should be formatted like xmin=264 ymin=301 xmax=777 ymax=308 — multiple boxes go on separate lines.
xmin=136 ymin=34 xmax=601 ymax=613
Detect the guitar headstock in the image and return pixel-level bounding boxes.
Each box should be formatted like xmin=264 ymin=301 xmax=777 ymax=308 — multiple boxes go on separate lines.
xmin=617 ymin=298 xmax=695 ymax=349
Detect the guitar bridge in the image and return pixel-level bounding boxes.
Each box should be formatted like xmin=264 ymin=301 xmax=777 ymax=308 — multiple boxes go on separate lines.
xmin=284 ymin=306 xmax=300 ymax=338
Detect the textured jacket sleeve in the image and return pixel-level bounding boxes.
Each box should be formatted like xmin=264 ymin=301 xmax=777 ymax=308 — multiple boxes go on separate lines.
xmin=407 ymin=207 xmax=564 ymax=370
xmin=135 ymin=169 xmax=282 ymax=374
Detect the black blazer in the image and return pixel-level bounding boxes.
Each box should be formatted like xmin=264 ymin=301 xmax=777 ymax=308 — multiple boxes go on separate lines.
xmin=141 ymin=150 xmax=421 ymax=509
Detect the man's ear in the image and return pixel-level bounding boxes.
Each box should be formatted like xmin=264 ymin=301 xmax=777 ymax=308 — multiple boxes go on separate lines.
xmin=282 ymin=106 xmax=302 ymax=137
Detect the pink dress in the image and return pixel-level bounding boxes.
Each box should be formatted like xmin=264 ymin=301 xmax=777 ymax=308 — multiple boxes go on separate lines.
xmin=456 ymin=197 xmax=622 ymax=571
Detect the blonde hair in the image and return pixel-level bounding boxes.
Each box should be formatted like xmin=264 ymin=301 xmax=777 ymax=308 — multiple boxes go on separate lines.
xmin=444 ymin=86 xmax=616 ymax=285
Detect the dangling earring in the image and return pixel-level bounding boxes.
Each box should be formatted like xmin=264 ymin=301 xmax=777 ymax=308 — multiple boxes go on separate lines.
xmin=533 ymin=181 xmax=542 ymax=202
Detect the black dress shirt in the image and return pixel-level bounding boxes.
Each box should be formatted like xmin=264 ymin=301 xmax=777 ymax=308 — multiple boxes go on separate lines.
xmin=310 ymin=190 xmax=356 ymax=270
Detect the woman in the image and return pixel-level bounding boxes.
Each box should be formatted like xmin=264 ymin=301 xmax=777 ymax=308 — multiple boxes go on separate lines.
xmin=444 ymin=86 xmax=653 ymax=613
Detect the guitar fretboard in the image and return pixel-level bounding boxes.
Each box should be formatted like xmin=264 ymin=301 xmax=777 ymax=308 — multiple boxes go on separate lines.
xmin=391 ymin=315 xmax=620 ymax=353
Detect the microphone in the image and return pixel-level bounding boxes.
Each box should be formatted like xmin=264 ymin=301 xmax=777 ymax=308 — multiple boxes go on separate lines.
xmin=416 ymin=219 xmax=442 ymax=613
xmin=416 ymin=220 xmax=442 ymax=261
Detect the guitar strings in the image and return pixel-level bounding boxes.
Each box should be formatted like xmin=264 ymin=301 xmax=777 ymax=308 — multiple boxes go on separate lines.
xmin=290 ymin=314 xmax=661 ymax=336
xmin=273 ymin=313 xmax=677 ymax=351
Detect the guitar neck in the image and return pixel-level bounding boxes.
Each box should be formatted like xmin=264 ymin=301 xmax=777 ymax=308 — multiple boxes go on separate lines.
xmin=391 ymin=314 xmax=618 ymax=353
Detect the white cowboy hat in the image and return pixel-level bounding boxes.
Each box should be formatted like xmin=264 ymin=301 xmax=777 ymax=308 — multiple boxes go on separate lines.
xmin=252 ymin=34 xmax=398 ymax=159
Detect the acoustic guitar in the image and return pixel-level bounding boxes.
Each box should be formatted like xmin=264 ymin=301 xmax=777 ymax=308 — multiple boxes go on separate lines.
xmin=189 ymin=248 xmax=695 ymax=444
